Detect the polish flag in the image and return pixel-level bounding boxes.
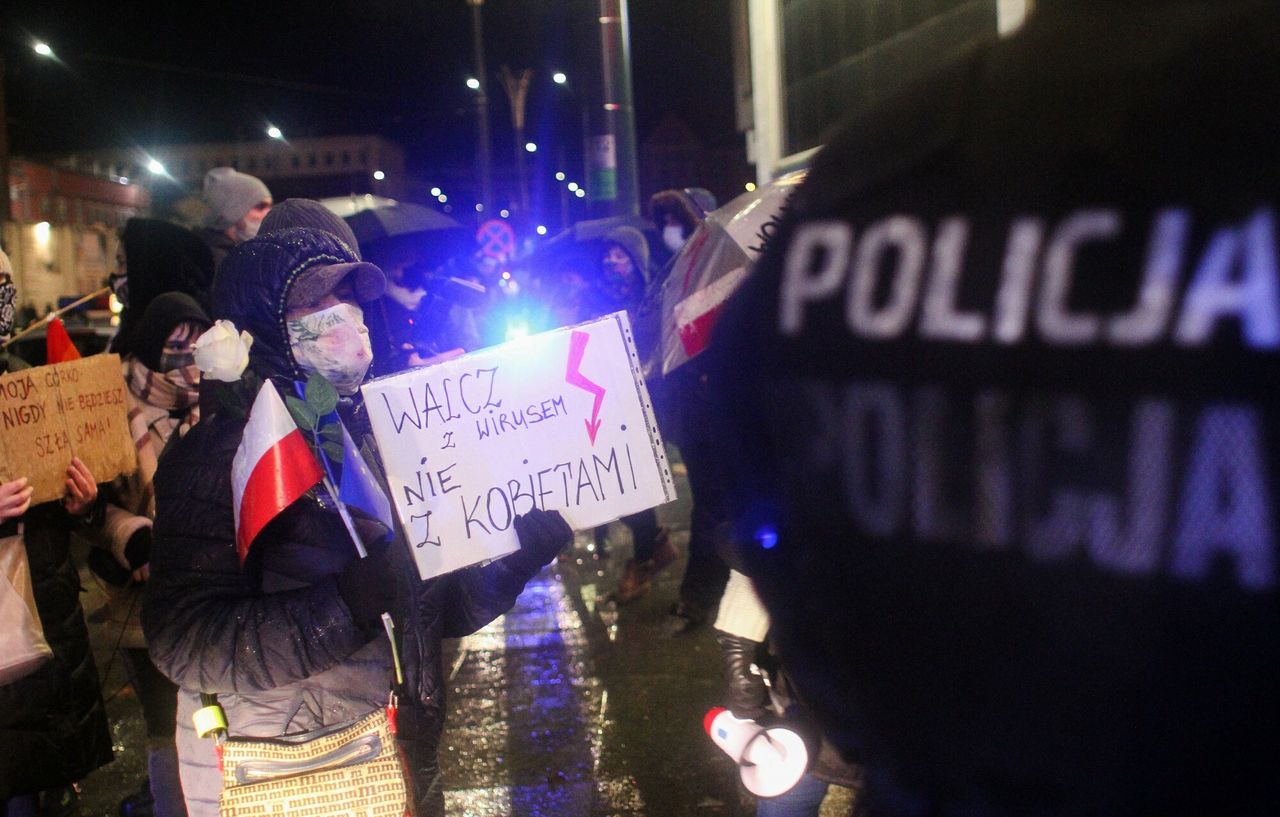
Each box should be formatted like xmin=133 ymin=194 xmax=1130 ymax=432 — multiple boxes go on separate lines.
xmin=232 ymin=381 xmax=324 ymax=564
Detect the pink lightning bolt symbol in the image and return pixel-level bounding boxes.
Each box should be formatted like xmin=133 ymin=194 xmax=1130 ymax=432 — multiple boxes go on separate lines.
xmin=566 ymin=330 xmax=606 ymax=444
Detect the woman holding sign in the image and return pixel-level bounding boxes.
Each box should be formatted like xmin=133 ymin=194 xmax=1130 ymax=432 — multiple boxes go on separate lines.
xmin=143 ymin=228 xmax=571 ymax=817
xmin=0 ymin=252 xmax=113 ymax=816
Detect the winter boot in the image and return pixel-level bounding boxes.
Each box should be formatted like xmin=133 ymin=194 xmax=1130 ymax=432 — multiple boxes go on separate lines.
xmin=605 ymin=559 xmax=655 ymax=604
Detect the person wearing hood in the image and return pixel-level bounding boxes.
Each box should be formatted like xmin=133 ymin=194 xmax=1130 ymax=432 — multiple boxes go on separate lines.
xmin=574 ymin=227 xmax=681 ymax=604
xmin=0 ymin=249 xmax=113 ymax=816
xmin=110 ymin=218 xmax=217 ymax=357
xmin=194 ymin=167 xmax=272 ymax=274
xmin=89 ymin=292 xmax=211 ymax=817
xmin=649 ymin=187 xmax=716 ymax=269
xmin=143 ymin=228 xmax=571 ymax=817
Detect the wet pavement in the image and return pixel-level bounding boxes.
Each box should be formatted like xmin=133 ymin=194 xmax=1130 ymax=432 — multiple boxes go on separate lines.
xmin=74 ymin=460 xmax=853 ymax=816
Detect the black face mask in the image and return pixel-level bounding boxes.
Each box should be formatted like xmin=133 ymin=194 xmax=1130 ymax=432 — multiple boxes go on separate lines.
xmin=0 ymin=277 xmax=16 ymax=338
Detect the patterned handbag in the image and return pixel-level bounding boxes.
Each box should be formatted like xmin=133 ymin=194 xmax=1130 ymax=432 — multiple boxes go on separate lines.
xmin=197 ymin=695 xmax=411 ymax=817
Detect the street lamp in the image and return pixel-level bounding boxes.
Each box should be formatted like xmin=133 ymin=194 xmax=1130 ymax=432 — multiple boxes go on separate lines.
xmin=430 ymin=187 xmax=442 ymax=197
xmin=552 ymin=71 xmax=567 ymax=85
xmin=525 ymin=142 xmax=537 ymax=153
xmin=33 ymin=42 xmax=54 ymax=58
xmin=147 ymin=159 xmax=166 ymax=175
xmin=267 ymin=125 xmax=284 ymax=140
xmin=466 ymin=77 xmax=481 ymax=90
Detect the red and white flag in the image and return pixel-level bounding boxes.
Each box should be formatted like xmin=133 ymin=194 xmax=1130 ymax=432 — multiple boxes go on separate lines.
xmin=231 ymin=381 xmax=324 ymax=564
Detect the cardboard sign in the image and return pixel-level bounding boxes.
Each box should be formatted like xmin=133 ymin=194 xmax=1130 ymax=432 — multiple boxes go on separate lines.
xmin=363 ymin=311 xmax=677 ymax=580
xmin=0 ymin=354 xmax=137 ymax=504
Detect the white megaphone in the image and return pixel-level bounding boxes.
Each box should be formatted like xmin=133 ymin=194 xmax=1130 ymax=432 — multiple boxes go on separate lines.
xmin=704 ymin=707 xmax=809 ymax=798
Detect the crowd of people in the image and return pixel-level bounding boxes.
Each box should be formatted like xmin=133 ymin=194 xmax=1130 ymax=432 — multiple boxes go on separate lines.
xmin=0 ymin=162 xmax=754 ymax=817
xmin=4 ymin=3 xmax=1278 ymax=815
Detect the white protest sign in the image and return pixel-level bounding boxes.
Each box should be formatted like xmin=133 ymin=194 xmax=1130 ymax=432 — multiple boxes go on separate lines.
xmin=362 ymin=311 xmax=677 ymax=580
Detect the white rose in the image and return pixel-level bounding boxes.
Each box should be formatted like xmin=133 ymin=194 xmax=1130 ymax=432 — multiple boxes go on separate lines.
xmin=193 ymin=320 xmax=253 ymax=382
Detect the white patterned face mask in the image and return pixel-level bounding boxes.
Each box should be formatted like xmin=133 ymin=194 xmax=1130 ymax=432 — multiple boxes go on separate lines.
xmin=287 ymin=303 xmax=373 ymax=394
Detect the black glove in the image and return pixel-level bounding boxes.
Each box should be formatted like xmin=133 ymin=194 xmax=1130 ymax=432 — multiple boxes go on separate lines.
xmin=337 ymin=541 xmax=411 ymax=633
xmin=715 ymin=630 xmax=770 ymax=721
xmin=88 ymin=547 xmax=131 ymax=587
xmin=507 ymin=508 xmax=573 ymax=573
xmin=123 ymin=526 xmax=152 ymax=569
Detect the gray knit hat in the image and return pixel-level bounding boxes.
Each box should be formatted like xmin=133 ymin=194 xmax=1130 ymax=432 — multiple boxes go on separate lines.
xmin=260 ymin=199 xmax=361 ymax=259
xmin=203 ymin=167 xmax=272 ymax=229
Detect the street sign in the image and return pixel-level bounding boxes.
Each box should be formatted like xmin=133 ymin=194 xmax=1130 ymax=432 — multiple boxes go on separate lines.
xmin=476 ymin=219 xmax=517 ymax=262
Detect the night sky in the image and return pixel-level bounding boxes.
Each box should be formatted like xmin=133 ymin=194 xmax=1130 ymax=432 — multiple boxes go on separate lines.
xmin=2 ymin=0 xmax=739 ymax=184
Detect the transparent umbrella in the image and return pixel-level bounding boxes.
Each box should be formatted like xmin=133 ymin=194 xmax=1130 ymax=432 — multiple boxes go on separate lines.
xmin=659 ymin=170 xmax=807 ymax=375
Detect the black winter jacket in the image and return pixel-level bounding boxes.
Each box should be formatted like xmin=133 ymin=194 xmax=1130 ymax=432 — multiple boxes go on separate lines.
xmin=143 ymin=229 xmax=541 ymax=817
xmin=0 ymin=353 xmax=113 ymax=800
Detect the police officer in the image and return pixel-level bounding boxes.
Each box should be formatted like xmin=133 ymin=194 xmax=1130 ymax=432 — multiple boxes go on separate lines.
xmin=714 ymin=2 xmax=1280 ymax=815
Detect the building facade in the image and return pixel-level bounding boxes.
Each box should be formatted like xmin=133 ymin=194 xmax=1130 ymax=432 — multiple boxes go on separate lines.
xmin=4 ymin=159 xmax=149 ymax=313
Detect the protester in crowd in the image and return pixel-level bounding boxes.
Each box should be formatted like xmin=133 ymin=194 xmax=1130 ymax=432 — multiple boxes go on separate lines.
xmin=109 ymin=218 xmax=216 ymax=356
xmin=143 ymin=227 xmax=572 ymax=817
xmin=637 ymin=190 xmax=731 ymax=632
xmin=363 ymin=234 xmax=481 ymax=375
xmin=88 ymin=292 xmax=211 ymax=817
xmin=648 ymin=187 xmax=716 ymax=271
xmin=573 ymin=226 xmax=680 ymax=602
xmin=714 ymin=570 xmax=863 ymax=816
xmin=713 ymin=2 xmax=1280 ymax=815
xmin=0 ymin=249 xmax=113 ymax=817
xmin=259 ymin=198 xmax=361 ymax=256
xmin=194 ymin=167 xmax=272 ymax=273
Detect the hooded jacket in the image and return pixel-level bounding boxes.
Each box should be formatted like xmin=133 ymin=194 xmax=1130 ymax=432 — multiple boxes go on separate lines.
xmin=0 ymin=352 xmax=113 ymax=800
xmin=111 ymin=218 xmax=216 ymax=358
xmin=143 ymin=228 xmax=541 ymax=817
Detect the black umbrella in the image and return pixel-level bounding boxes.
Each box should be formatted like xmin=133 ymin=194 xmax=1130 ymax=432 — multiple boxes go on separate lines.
xmin=343 ymin=201 xmax=464 ymax=245
xmin=344 ymin=202 xmax=469 ymax=268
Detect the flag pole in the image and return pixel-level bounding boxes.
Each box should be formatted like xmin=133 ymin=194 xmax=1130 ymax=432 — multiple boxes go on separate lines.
xmin=1 ymin=286 xmax=110 ymax=349
xmin=322 ymin=458 xmax=402 ymax=686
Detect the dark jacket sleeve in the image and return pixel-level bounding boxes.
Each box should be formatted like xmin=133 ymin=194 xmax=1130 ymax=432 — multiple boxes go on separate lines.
xmin=439 ymin=552 xmax=539 ymax=638
xmin=143 ymin=418 xmax=371 ymax=695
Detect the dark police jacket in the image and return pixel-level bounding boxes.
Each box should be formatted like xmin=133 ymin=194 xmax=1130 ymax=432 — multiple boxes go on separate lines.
xmin=715 ymin=2 xmax=1280 ymax=815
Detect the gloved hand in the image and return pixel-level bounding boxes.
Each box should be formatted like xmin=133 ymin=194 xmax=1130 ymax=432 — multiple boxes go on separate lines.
xmin=507 ymin=508 xmax=573 ymax=573
xmin=715 ymin=630 xmax=770 ymax=721
xmin=337 ymin=541 xmax=411 ymax=634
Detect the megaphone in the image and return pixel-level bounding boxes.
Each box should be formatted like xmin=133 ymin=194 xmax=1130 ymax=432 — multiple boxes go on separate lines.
xmin=704 ymin=707 xmax=809 ymax=798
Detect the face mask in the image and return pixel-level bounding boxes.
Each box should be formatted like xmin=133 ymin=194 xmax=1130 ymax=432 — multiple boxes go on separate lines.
xmin=160 ymin=321 xmax=202 ymax=372
xmin=235 ymin=218 xmax=262 ymax=242
xmin=0 ymin=278 xmax=16 ymax=338
xmin=387 ymin=281 xmax=428 ymax=311
xmin=287 ymin=303 xmax=374 ymax=395
xmin=663 ymin=224 xmax=686 ymax=254
xmin=109 ymin=273 xmax=129 ymax=308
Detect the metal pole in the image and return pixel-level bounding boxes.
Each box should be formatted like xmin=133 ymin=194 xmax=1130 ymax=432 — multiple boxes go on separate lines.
xmin=467 ymin=0 xmax=494 ymax=214
xmin=590 ymin=0 xmax=640 ymax=218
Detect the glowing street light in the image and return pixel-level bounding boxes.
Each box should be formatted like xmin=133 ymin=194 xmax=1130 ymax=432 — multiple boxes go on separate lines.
xmin=475 ymin=203 xmax=484 ymax=213
xmin=373 ymin=170 xmax=385 ymax=180
xmin=524 ymin=142 xmax=537 ymax=153
xmin=745 ymin=181 xmax=757 ymax=192
xmin=430 ymin=187 xmax=442 ymax=197
xmin=536 ymin=225 xmax=548 ymax=236
xmin=267 ymin=125 xmax=284 ymax=140
xmin=466 ymin=77 xmax=481 ymax=90
xmin=437 ymin=194 xmax=448 ymax=203
xmin=33 ymin=42 xmax=54 ymax=57
xmin=566 ymin=182 xmax=579 ymax=192
xmin=555 ymin=171 xmax=566 ymax=181
xmin=147 ymin=159 xmax=167 ymax=175
xmin=499 ymin=209 xmax=510 ymax=218
xmin=575 ymin=188 xmax=586 ymax=198
xmin=552 ymin=71 xmax=567 ymax=85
